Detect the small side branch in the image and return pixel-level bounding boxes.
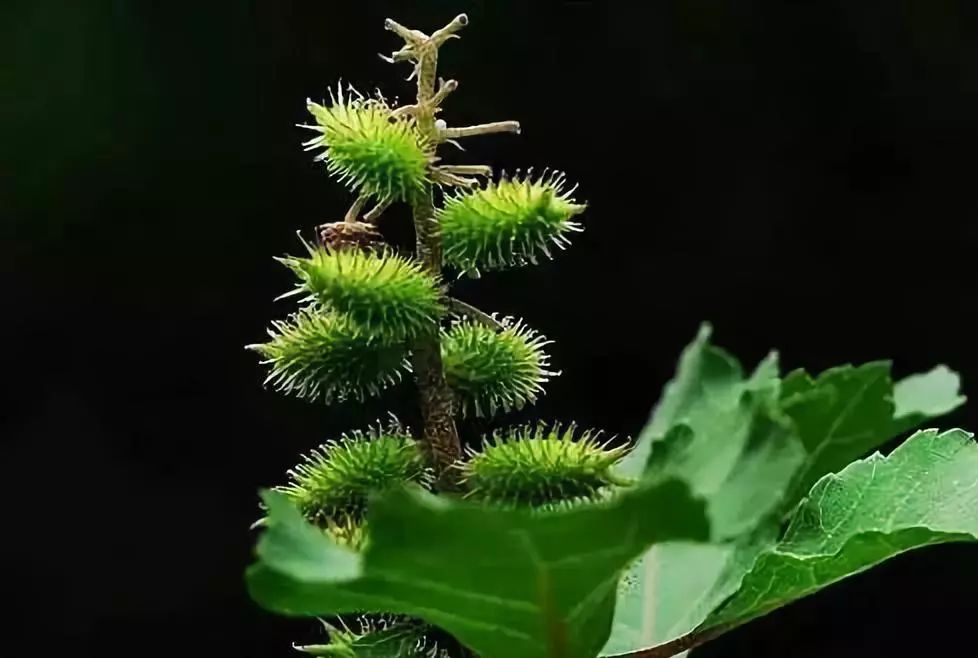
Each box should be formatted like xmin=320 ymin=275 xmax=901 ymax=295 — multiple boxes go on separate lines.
xmin=430 ymin=14 xmax=469 ymax=46
xmin=437 ymin=164 xmax=492 ymax=177
xmin=431 ymin=169 xmax=480 ymax=188
xmin=344 ymin=195 xmax=368 ymax=223
xmin=379 ymin=46 xmax=416 ymax=65
xmin=447 ymin=298 xmax=504 ymax=330
xmin=363 ymin=198 xmax=391 ymax=223
xmin=439 ymin=121 xmax=521 ymax=141
xmin=391 ymin=79 xmax=457 ymax=120
xmin=390 ymin=103 xmax=419 ymax=119
xmin=431 ymin=78 xmax=459 ymax=107
xmin=383 ymin=18 xmax=426 ymax=46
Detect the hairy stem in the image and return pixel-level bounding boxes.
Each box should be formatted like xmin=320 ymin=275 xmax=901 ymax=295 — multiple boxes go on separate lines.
xmin=410 ymin=185 xmax=462 ymax=487
xmin=393 ymin=16 xmax=469 ymax=488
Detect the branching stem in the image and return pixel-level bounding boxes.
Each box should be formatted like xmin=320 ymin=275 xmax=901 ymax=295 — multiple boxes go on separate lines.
xmin=383 ymin=19 xmax=425 ymax=47
xmin=431 ymin=170 xmax=480 ymax=188
xmin=363 ymin=198 xmax=391 ymax=223
xmin=344 ymin=195 xmax=367 ymax=223
xmin=440 ymin=121 xmax=521 ymax=141
xmin=385 ymin=14 xmax=473 ymax=488
xmin=446 ymin=298 xmax=504 ymax=329
xmin=429 ymin=14 xmax=469 ymax=46
xmin=431 ymin=78 xmax=459 ymax=107
xmin=437 ymin=164 xmax=492 ymax=177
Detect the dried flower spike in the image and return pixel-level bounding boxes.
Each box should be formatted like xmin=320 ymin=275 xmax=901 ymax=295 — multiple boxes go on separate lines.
xmin=316 ymin=220 xmax=384 ymax=251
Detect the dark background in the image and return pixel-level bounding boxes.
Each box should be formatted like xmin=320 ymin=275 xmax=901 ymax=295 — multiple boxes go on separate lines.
xmin=4 ymin=1 xmax=977 ymax=656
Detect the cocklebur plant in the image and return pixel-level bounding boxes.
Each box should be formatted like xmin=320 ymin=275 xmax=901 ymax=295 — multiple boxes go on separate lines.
xmin=243 ymin=15 xmax=978 ymax=658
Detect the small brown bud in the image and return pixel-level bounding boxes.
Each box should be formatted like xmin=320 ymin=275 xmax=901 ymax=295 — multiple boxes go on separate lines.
xmin=316 ymin=221 xmax=384 ymax=251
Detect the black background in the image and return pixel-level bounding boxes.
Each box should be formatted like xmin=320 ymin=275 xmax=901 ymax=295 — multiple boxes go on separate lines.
xmin=4 ymin=1 xmax=978 ymax=656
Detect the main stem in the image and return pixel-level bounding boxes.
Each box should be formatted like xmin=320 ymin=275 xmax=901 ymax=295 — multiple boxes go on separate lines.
xmin=410 ymin=42 xmax=463 ymax=489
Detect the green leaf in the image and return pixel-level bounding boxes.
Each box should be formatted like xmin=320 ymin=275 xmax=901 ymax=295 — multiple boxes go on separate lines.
xmin=643 ymin=419 xmax=804 ymax=543
xmin=625 ymin=327 xmax=964 ymax=519
xmin=700 ymin=428 xmax=978 ymax=634
xmin=618 ymin=324 xmax=755 ymax=479
xmin=595 ymin=326 xmax=799 ymax=657
xmin=600 ymin=542 xmax=732 ymax=655
xmin=248 ymin=480 xmax=709 ymax=658
xmin=892 ymin=365 xmax=965 ymax=434
xmin=780 ymin=362 xmax=965 ymax=507
xmin=599 ymin=525 xmax=777 ymax=657
xmin=603 ymin=326 xmax=966 ymax=658
xmin=778 ymin=362 xmax=893 ymax=503
xmin=622 ymin=324 xmax=801 ymax=539
xmin=704 ymin=424 xmax=802 ymax=540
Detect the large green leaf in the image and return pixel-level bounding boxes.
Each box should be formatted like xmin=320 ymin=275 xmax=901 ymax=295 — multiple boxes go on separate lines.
xmin=599 ymin=542 xmax=733 ymax=656
xmin=247 ymin=480 xmax=708 ymax=658
xmin=602 ymin=327 xmax=966 ymax=658
xmin=248 ymin=325 xmax=968 ymax=658
xmin=621 ymin=324 xmax=797 ymax=540
xmin=700 ymin=428 xmax=978 ymax=633
xmin=604 ymin=429 xmax=978 ymax=657
xmin=778 ymin=362 xmax=893 ymax=503
xmin=599 ymin=525 xmax=777 ymax=657
xmin=601 ymin=327 xmax=799 ymax=657
xmin=625 ymin=327 xmax=964 ymax=523
xmin=618 ymin=325 xmax=779 ymax=481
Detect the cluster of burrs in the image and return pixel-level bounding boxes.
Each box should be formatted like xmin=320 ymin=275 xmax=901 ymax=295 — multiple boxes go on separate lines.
xmin=251 ymin=235 xmax=558 ymax=408
xmin=256 ymin=9 xmax=622 ymax=506
xmin=252 ymin=14 xmax=624 ymax=656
